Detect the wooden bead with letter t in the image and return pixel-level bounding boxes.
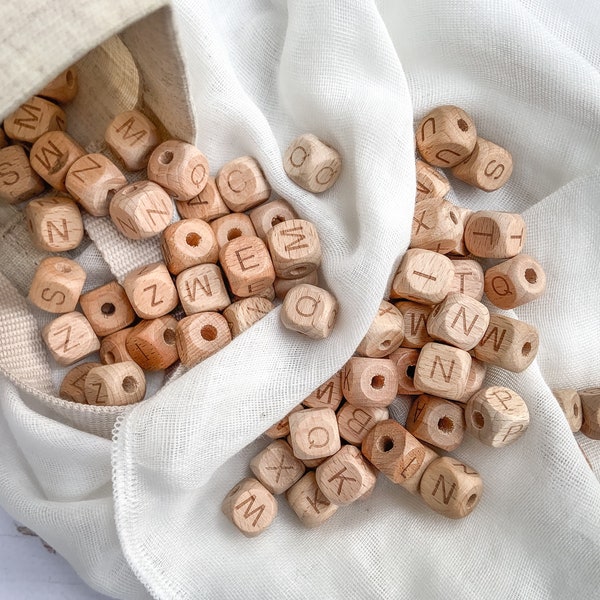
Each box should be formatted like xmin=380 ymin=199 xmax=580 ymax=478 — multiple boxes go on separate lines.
xmin=280 ymin=283 xmax=338 ymax=339
xmin=25 ymin=196 xmax=84 ymax=252
xmin=30 ymin=131 xmax=85 ymax=191
xmin=3 ymin=96 xmax=66 ymax=144
xmin=0 ymin=145 xmax=45 ymax=204
xmin=286 ymin=471 xmax=338 ymax=528
xmin=79 ymin=281 xmax=136 ymax=337
xmin=175 ymin=312 xmax=232 ymax=368
xmin=464 ymin=210 xmax=526 ymax=259
xmin=28 ymin=257 xmax=86 ymax=314
xmin=249 ymin=439 xmax=305 ymax=495
xmin=288 ymin=407 xmax=341 ymax=461
xmin=448 ymin=258 xmax=484 ymax=301
xmin=122 ymin=262 xmax=179 ymax=320
xmin=41 ymin=311 xmax=100 ymax=366
xmin=216 ymin=156 xmax=271 ymax=212
xmin=175 ymin=263 xmax=231 ymax=316
xmin=84 ymin=361 xmax=146 ymax=406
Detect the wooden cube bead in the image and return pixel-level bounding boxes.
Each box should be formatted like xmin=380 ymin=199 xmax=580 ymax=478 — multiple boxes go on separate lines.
xmin=288 ymin=407 xmax=341 ymax=460
xmin=65 ymin=153 xmax=127 ymax=217
xmin=419 ymin=456 xmax=482 ymax=518
xmin=356 ymin=301 xmax=405 ymax=358
xmin=41 ymin=311 xmax=100 ymax=366
xmin=341 ymin=357 xmax=398 ymax=408
xmin=451 ymin=137 xmax=513 ymax=191
xmin=59 ymin=361 xmax=102 ymax=403
xmin=84 ymin=361 xmax=146 ymax=406
xmin=161 ymin=219 xmax=219 ymax=276
xmin=484 ymin=254 xmax=547 ymax=310
xmin=273 ymin=271 xmax=319 ymax=300
xmin=250 ymin=440 xmax=306 ymax=494
xmin=216 ymin=156 xmax=271 ymax=212
xmin=99 ymin=328 xmax=135 ymax=364
xmin=464 ymin=210 xmax=526 ymax=259
xmin=473 ymin=314 xmax=539 ymax=372
xmin=0 ymin=127 xmax=6 ymax=148
xmin=264 ymin=405 xmax=304 ymax=439
xmin=38 ymin=67 xmax=78 ymax=103
xmin=448 ymin=258 xmax=484 ymax=301
xmin=125 ymin=316 xmax=179 ymax=370
xmin=303 ymin=371 xmax=343 ymax=411
xmin=337 ymin=402 xmax=389 ymax=446
xmin=223 ymin=297 xmax=273 ymax=337
xmin=28 ymin=257 xmax=86 ymax=313
xmin=231 ymin=284 xmax=276 ymax=303
xmin=390 ymin=249 xmax=455 ymax=305
xmin=25 ymin=196 xmax=84 ymax=252
xmin=222 ymin=477 xmax=278 ymax=537
xmin=414 ymin=342 xmax=472 ymax=401
xmin=286 ymin=471 xmax=338 ymax=528
xmin=280 ymin=283 xmax=338 ymax=339
xmin=3 ymin=96 xmax=66 ymax=144
xmin=104 ymin=110 xmax=160 ymax=171
xmin=579 ymin=388 xmax=600 ymax=439
xmin=416 ymin=105 xmax=477 ymax=168
xmin=176 ymin=177 xmax=230 ymax=222
xmin=465 ymin=386 xmax=529 ymax=447
xmin=210 ymin=213 xmax=257 ymax=249
xmin=79 ymin=281 xmax=136 ymax=337
xmin=405 ymin=394 xmax=465 ymax=451
xmin=455 ymin=358 xmax=487 ymax=403
xmin=552 ymin=389 xmax=582 ymax=433
xmin=446 ymin=205 xmax=473 ymax=257
xmin=249 ymin=199 xmax=298 ymax=240
xmin=394 ymin=301 xmax=433 ymax=348
xmin=175 ymin=312 xmax=231 ymax=368
xmin=122 ymin=262 xmax=178 ymax=320
xmin=0 ymin=145 xmax=45 ymax=204
xmin=30 ymin=131 xmax=85 ymax=191
xmin=415 ymin=159 xmax=450 ymax=203
xmin=410 ymin=199 xmax=463 ymax=255
xmin=387 ymin=347 xmax=422 ymax=395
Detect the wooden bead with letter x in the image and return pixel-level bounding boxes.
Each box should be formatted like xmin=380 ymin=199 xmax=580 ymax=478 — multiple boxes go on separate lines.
xmin=250 ymin=439 xmax=305 ymax=494
xmin=280 ymin=283 xmax=338 ymax=339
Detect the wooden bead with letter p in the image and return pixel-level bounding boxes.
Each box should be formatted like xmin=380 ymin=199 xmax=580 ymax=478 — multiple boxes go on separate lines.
xmin=464 ymin=210 xmax=526 ymax=259
xmin=175 ymin=312 xmax=232 ymax=367
xmin=25 ymin=196 xmax=84 ymax=252
xmin=280 ymin=283 xmax=338 ymax=339
xmin=288 ymin=407 xmax=341 ymax=460
xmin=28 ymin=257 xmax=86 ymax=313
xmin=122 ymin=262 xmax=178 ymax=320
xmin=0 ymin=145 xmax=45 ymax=204
xmin=217 ymin=156 xmax=271 ymax=212
xmin=84 ymin=361 xmax=146 ymax=406
xmin=30 ymin=131 xmax=85 ymax=191
xmin=41 ymin=311 xmax=100 ymax=366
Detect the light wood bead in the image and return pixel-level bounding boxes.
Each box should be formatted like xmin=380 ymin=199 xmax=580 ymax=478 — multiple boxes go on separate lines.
xmin=286 ymin=471 xmax=338 ymax=528
xmin=250 ymin=440 xmax=306 ymax=495
xmin=222 ymin=477 xmax=278 ymax=537
xmin=303 ymin=371 xmax=343 ymax=411
xmin=84 ymin=361 xmax=146 ymax=406
xmin=210 ymin=213 xmax=257 ymax=249
xmin=337 ymin=402 xmax=389 ymax=446
xmin=415 ymin=159 xmax=450 ymax=203
xmin=38 ymin=67 xmax=78 ymax=103
xmin=455 ymin=358 xmax=487 ymax=403
xmin=280 ymin=283 xmax=338 ymax=339
xmin=465 ymin=386 xmax=529 ymax=447
xmin=223 ymin=297 xmax=273 ymax=337
xmin=216 ymin=156 xmax=271 ymax=212
xmin=266 ymin=219 xmax=321 ymax=280
xmin=552 ymin=389 xmax=582 ymax=433
xmin=25 ymin=196 xmax=83 ymax=252
xmin=0 ymin=145 xmax=45 ymax=204
xmin=283 ymin=134 xmax=341 ymax=193
xmin=472 ymin=314 xmax=539 ymax=373
xmin=30 ymin=131 xmax=85 ymax=191
xmin=175 ymin=312 xmax=231 ymax=368
xmin=65 ymin=153 xmax=127 ymax=217
xmin=356 ymin=301 xmax=404 ymax=358
xmin=579 ymin=388 xmax=600 ymax=439
xmin=176 ymin=263 xmax=231 ymax=317
xmin=79 ymin=281 xmax=136 ymax=337
xmin=451 ymin=137 xmax=513 ymax=191
xmin=99 ymin=328 xmax=135 ymax=365
xmin=464 ymin=210 xmax=526 ymax=259
xmin=176 ymin=177 xmax=230 ymax=222
xmin=122 ymin=262 xmax=178 ymax=320
xmin=231 ymin=284 xmax=276 ymax=303
xmin=387 ymin=347 xmax=422 ymax=395
xmin=104 ymin=110 xmax=160 ymax=171
xmin=249 ymin=199 xmax=298 ymax=240
xmin=301 ymin=456 xmax=328 ymax=468
xmin=446 ymin=205 xmax=473 ymax=257
xmin=394 ymin=302 xmax=433 ymax=349
xmin=3 ymin=96 xmax=66 ymax=144
xmin=264 ymin=405 xmax=304 ymax=439
xmin=413 ymin=342 xmax=472 ymax=401
xmin=125 ymin=316 xmax=179 ymax=371
xmin=405 ymin=394 xmax=465 ymax=451
xmin=390 ymin=248 xmax=455 ymax=305
xmin=41 ymin=311 xmax=100 ymax=366
xmin=419 ymin=456 xmax=482 ymax=518
xmin=0 ymin=127 xmax=7 ymax=148
xmin=448 ymin=259 xmax=484 ymax=301
xmin=273 ymin=271 xmax=319 ymax=300
xmin=160 ymin=219 xmax=219 ymax=276
xmin=28 ymin=257 xmax=86 ymax=314
xmin=288 ymin=407 xmax=341 ymax=461
xmin=59 ymin=362 xmax=101 ymax=403
xmin=410 ymin=199 xmax=464 ymax=255
xmin=484 ymin=254 xmax=546 ymax=310
xmin=341 ymin=357 xmax=398 ymax=408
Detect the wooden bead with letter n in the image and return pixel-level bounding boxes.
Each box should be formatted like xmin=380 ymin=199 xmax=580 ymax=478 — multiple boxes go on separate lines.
xmin=0 ymin=145 xmax=45 ymax=204
xmin=79 ymin=281 xmax=136 ymax=337
xmin=175 ymin=312 xmax=231 ymax=368
xmin=249 ymin=440 xmax=305 ymax=494
xmin=286 ymin=471 xmax=338 ymax=528
xmin=176 ymin=264 xmax=230 ymax=315
xmin=41 ymin=311 xmax=100 ymax=366
xmin=579 ymin=388 xmax=600 ymax=440
xmin=84 ymin=361 xmax=146 ymax=406
xmin=59 ymin=362 xmax=101 ymax=403
xmin=217 ymin=156 xmax=271 ymax=212
xmin=288 ymin=407 xmax=341 ymax=460
xmin=176 ymin=177 xmax=230 ymax=222
xmin=38 ymin=67 xmax=79 ymax=103
xmin=355 ymin=300 xmax=404 ymax=358
xmin=122 ymin=262 xmax=179 ymax=320
xmin=3 ymin=96 xmax=66 ymax=144
xmin=161 ymin=219 xmax=219 ymax=275
xmin=26 ymin=196 xmax=84 ymax=252
xmin=30 ymin=131 xmax=85 ymax=191
xmin=28 ymin=257 xmax=86 ymax=314
xmin=125 ymin=316 xmax=179 ymax=371
xmin=464 ymin=210 xmax=526 ymax=259
xmin=552 ymin=389 xmax=582 ymax=433
xmin=280 ymin=283 xmax=338 ymax=339
xmin=342 ymin=357 xmax=399 ymax=408
xmin=303 ymin=371 xmax=343 ymax=411
xmin=222 ymin=297 xmax=273 ymax=337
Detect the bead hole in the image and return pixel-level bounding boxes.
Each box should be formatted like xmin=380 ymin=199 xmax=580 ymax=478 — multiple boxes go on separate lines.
xmin=201 ymin=324 xmax=218 ymax=341
xmin=122 ymin=376 xmax=137 ymax=393
xmin=163 ymin=328 xmax=176 ymax=345
xmin=377 ymin=435 xmax=394 ymax=453
xmin=371 ymin=375 xmax=385 ymax=389
xmin=466 ymin=493 xmax=478 ymax=509
xmin=457 ymin=119 xmax=469 ymax=131
xmin=227 ymin=228 xmax=242 ymax=241
xmin=522 ymin=342 xmax=532 ymax=357
xmin=106 ymin=189 xmax=117 ymax=204
xmin=271 ymin=215 xmax=286 ymax=227
xmin=574 ymin=403 xmax=579 ymax=418
xmin=289 ymin=266 xmax=308 ymax=277
xmin=406 ymin=365 xmax=416 ymax=380
xmin=159 ymin=151 xmax=174 ymax=165
xmin=54 ymin=262 xmax=72 ymax=274
xmin=449 ymin=211 xmax=458 ymax=224
xmin=525 ymin=268 xmax=537 ymax=284
xmin=380 ymin=339 xmax=392 ymax=350
xmin=186 ymin=232 xmax=201 ymax=247
xmin=104 ymin=351 xmax=116 ymax=364
xmin=437 ymin=417 xmax=454 ymax=433
xmin=472 ymin=411 xmax=485 ymax=429
xmin=66 ymin=69 xmax=75 ymax=86
xmin=101 ymin=302 xmax=116 ymax=316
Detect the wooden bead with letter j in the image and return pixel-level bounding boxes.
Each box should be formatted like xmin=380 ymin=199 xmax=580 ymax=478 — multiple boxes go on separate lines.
xmin=280 ymin=283 xmax=338 ymax=339
xmin=249 ymin=439 xmax=305 ymax=495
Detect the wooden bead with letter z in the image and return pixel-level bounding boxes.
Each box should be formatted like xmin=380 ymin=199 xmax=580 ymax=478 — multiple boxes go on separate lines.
xmin=161 ymin=219 xmax=219 ymax=275
xmin=30 ymin=131 xmax=85 ymax=190
xmin=59 ymin=362 xmax=102 ymax=403
xmin=28 ymin=257 xmax=86 ymax=313
xmin=125 ymin=316 xmax=179 ymax=370
xmin=280 ymin=283 xmax=338 ymax=339
xmin=217 ymin=156 xmax=271 ymax=212
xmin=249 ymin=440 xmax=306 ymax=494
xmin=552 ymin=389 xmax=582 ymax=433
xmin=41 ymin=311 xmax=100 ymax=366
xmin=0 ymin=145 xmax=45 ymax=204
xmin=3 ymin=96 xmax=66 ymax=144
xmin=288 ymin=407 xmax=341 ymax=460
xmin=175 ymin=312 xmax=232 ymax=367
xmin=355 ymin=300 xmax=404 ymax=358
xmin=286 ymin=471 xmax=338 ymax=528
xmin=122 ymin=262 xmax=179 ymax=320
xmin=464 ymin=210 xmax=526 ymax=259
xmin=84 ymin=361 xmax=146 ymax=406
xmin=342 ymin=357 xmax=399 ymax=408
xmin=25 ymin=196 xmax=84 ymax=252
xmin=79 ymin=281 xmax=136 ymax=337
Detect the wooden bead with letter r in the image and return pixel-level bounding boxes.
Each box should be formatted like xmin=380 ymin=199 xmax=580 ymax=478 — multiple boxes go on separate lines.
xmin=28 ymin=257 xmax=86 ymax=313
xmin=280 ymin=283 xmax=338 ymax=339
xmin=25 ymin=196 xmax=84 ymax=252
xmin=0 ymin=145 xmax=45 ymax=204
xmin=30 ymin=131 xmax=85 ymax=190
xmin=84 ymin=361 xmax=146 ymax=406
xmin=41 ymin=311 xmax=100 ymax=366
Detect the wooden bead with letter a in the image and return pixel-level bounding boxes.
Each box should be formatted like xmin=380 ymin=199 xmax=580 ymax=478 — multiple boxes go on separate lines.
xmin=464 ymin=210 xmax=526 ymax=259
xmin=0 ymin=145 xmax=45 ymax=204
xmin=3 ymin=96 xmax=66 ymax=144
xmin=280 ymin=283 xmax=338 ymax=339
xmin=28 ymin=257 xmax=86 ymax=313
xmin=288 ymin=407 xmax=341 ymax=460
xmin=30 ymin=131 xmax=85 ymax=190
xmin=286 ymin=471 xmax=338 ymax=528
xmin=249 ymin=440 xmax=305 ymax=494
xmin=175 ymin=312 xmax=232 ymax=367
xmin=41 ymin=312 xmax=100 ymax=366
xmin=25 ymin=196 xmax=84 ymax=252
xmin=216 ymin=156 xmax=271 ymax=212
xmin=84 ymin=361 xmax=146 ymax=406
xmin=122 ymin=262 xmax=179 ymax=320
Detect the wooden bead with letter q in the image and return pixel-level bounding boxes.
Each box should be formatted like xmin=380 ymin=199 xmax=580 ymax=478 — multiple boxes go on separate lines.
xmin=3 ymin=96 xmax=66 ymax=144
xmin=0 ymin=145 xmax=45 ymax=204
xmin=280 ymin=283 xmax=338 ymax=339
xmin=125 ymin=315 xmax=179 ymax=371
xmin=79 ymin=281 xmax=136 ymax=337
xmin=84 ymin=361 xmax=146 ymax=406
xmin=123 ymin=262 xmax=178 ymax=320
xmin=28 ymin=257 xmax=86 ymax=313
xmin=41 ymin=311 xmax=100 ymax=366
xmin=341 ymin=357 xmax=399 ymax=408
xmin=175 ymin=312 xmax=232 ymax=368
xmin=464 ymin=210 xmax=526 ymax=259
xmin=30 ymin=131 xmax=85 ymax=190
xmin=288 ymin=407 xmax=341 ymax=461
xmin=25 ymin=196 xmax=84 ymax=252
xmin=355 ymin=300 xmax=404 ymax=358
xmin=217 ymin=156 xmax=271 ymax=212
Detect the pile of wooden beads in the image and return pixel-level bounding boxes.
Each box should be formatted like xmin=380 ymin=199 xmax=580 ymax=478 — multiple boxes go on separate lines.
xmin=552 ymin=388 xmax=600 ymax=439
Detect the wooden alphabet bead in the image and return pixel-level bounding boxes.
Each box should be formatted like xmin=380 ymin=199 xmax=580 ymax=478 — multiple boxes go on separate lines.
xmin=222 ymin=477 xmax=278 ymax=537
xmin=464 ymin=210 xmax=526 ymax=259
xmin=579 ymin=388 xmax=600 ymax=439
xmin=104 ymin=110 xmax=160 ymax=171
xmin=59 ymin=362 xmax=102 ymax=403
xmin=41 ymin=311 xmax=100 ymax=366
xmin=451 ymin=137 xmax=513 ymax=191
xmin=341 ymin=357 xmax=398 ymax=408
xmin=465 ymin=386 xmax=529 ymax=447
xmin=455 ymin=358 xmax=487 ymax=403
xmin=273 ymin=270 xmax=319 ymax=300
xmin=3 ymin=96 xmax=66 ymax=143
xmin=99 ymin=328 xmax=135 ymax=364
xmin=231 ymin=285 xmax=276 ymax=303
xmin=222 ymin=297 xmax=273 ymax=337
xmin=28 ymin=257 xmax=86 ymax=313
xmin=65 ymin=153 xmax=127 ymax=217
xmin=0 ymin=145 xmax=45 ymax=204
xmin=446 ymin=205 xmax=473 ymax=256
xmin=390 ymin=249 xmax=455 ymax=305
xmin=484 ymin=254 xmax=547 ymax=310
xmin=413 ymin=342 xmax=472 ymax=401
xmin=286 ymin=471 xmax=338 ymax=528
xmin=175 ymin=312 xmax=231 ymax=367
xmin=84 ymin=361 xmax=146 ymax=406
xmin=122 ymin=262 xmax=178 ymax=320
xmin=217 ymin=156 xmax=271 ymax=212
xmin=416 ymin=105 xmax=477 ymax=168
xmin=125 ymin=316 xmax=179 ymax=370
xmin=30 ymin=131 xmax=85 ymax=191
xmin=410 ymin=199 xmax=463 ymax=255
xmin=25 ymin=196 xmax=83 ymax=252
xmin=419 ymin=456 xmax=482 ymax=518
xmin=472 ymin=314 xmax=539 ymax=373
xmin=288 ymin=407 xmax=341 ymax=460
xmin=303 ymin=371 xmax=343 ymax=411
xmin=38 ymin=67 xmax=78 ymax=103
xmin=210 ymin=213 xmax=257 ymax=249
xmin=250 ymin=440 xmax=306 ymax=494
xmin=176 ymin=178 xmax=230 ymax=222
xmin=405 ymin=394 xmax=465 ymax=451
xmin=415 ymin=159 xmax=450 ymax=203
xmin=79 ymin=281 xmax=136 ymax=337
xmin=161 ymin=219 xmax=219 ymax=275
xmin=264 ymin=405 xmax=304 ymax=439
xmin=337 ymin=402 xmax=389 ymax=446
xmin=249 ymin=199 xmax=298 ymax=240
xmin=448 ymin=259 xmax=484 ymax=301
xmin=147 ymin=140 xmax=209 ymax=201
xmin=552 ymin=389 xmax=582 ymax=433
xmin=355 ymin=301 xmax=404 ymax=358
xmin=394 ymin=301 xmax=433 ymax=348
xmin=283 ymin=134 xmax=341 ymax=193
xmin=387 ymin=348 xmax=422 ymax=395
xmin=280 ymin=283 xmax=338 ymax=339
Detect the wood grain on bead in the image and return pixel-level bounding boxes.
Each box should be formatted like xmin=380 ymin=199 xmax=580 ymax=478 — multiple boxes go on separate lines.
xmin=231 ymin=284 xmax=276 ymax=303
xmin=99 ymin=327 xmax=135 ymax=365
xmin=28 ymin=257 xmax=86 ymax=313
xmin=216 ymin=156 xmax=271 ymax=212
xmin=415 ymin=159 xmax=450 ymax=203
xmin=464 ymin=210 xmax=526 ymax=259
xmin=288 ymin=407 xmax=341 ymax=461
xmin=0 ymin=127 xmax=6 ymax=148
xmin=410 ymin=199 xmax=463 ymax=255
xmin=41 ymin=311 xmax=100 ymax=366
xmin=446 ymin=204 xmax=473 ymax=257
xmin=552 ymin=389 xmax=582 ymax=433
xmin=264 ymin=405 xmax=304 ymax=439
xmin=176 ymin=177 xmax=230 ymax=222
xmin=25 ymin=196 xmax=84 ymax=252
xmin=355 ymin=300 xmax=404 ymax=358
xmin=302 ymin=371 xmax=343 ymax=411
xmin=175 ymin=312 xmax=232 ymax=368
xmin=341 ymin=357 xmax=398 ymax=408
xmin=337 ymin=402 xmax=389 ymax=446
xmin=394 ymin=302 xmax=433 ymax=348
xmin=125 ymin=315 xmax=179 ymax=370
xmin=579 ymin=388 xmax=600 ymax=440
xmin=249 ymin=440 xmax=306 ymax=495
xmin=286 ymin=471 xmax=338 ymax=528
xmin=79 ymin=281 xmax=136 ymax=337
xmin=273 ymin=270 xmax=319 ymax=300
xmin=280 ymin=283 xmax=338 ymax=339
xmin=161 ymin=219 xmax=219 ymax=275
xmin=0 ymin=145 xmax=45 ymax=204
xmin=38 ymin=67 xmax=78 ymax=103
xmin=30 ymin=131 xmax=85 ymax=190
xmin=122 ymin=262 xmax=179 ymax=320
xmin=222 ymin=297 xmax=273 ymax=337
xmin=455 ymin=358 xmax=487 ymax=403
xmin=448 ymin=259 xmax=484 ymax=301
xmin=59 ymin=362 xmax=101 ymax=403
xmin=84 ymin=361 xmax=146 ymax=406
xmin=249 ymin=199 xmax=298 ymax=240
xmin=387 ymin=347 xmax=422 ymax=395
xmin=210 ymin=213 xmax=257 ymax=249
xmin=3 ymin=96 xmax=66 ymax=144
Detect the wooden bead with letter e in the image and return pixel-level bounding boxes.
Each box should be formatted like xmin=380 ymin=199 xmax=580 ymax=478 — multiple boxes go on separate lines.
xmin=222 ymin=297 xmax=273 ymax=337
xmin=410 ymin=199 xmax=463 ymax=255
xmin=0 ymin=145 xmax=45 ymax=204
xmin=264 ymin=405 xmax=304 ymax=439
xmin=286 ymin=471 xmax=338 ymax=528
xmin=448 ymin=259 xmax=484 ymax=301
xmin=175 ymin=312 xmax=231 ymax=368
xmin=176 ymin=177 xmax=230 ymax=222
xmin=30 ymin=131 xmax=85 ymax=190
xmin=250 ymin=199 xmax=298 ymax=240
xmin=337 ymin=402 xmax=389 ymax=446
xmin=464 ymin=210 xmax=526 ymax=259
xmin=28 ymin=257 xmax=86 ymax=313
xmin=59 ymin=362 xmax=101 ymax=403
xmin=84 ymin=361 xmax=146 ymax=406
xmin=3 ymin=96 xmax=66 ymax=144
xmin=217 ymin=156 xmax=271 ymax=212
xmin=288 ymin=407 xmax=341 ymax=461
xmin=125 ymin=315 xmax=179 ymax=370
xmin=579 ymin=388 xmax=600 ymax=440
xmin=161 ymin=219 xmax=219 ymax=275
xmin=355 ymin=300 xmax=404 ymax=358
xmin=122 ymin=262 xmax=178 ymax=320
xmin=25 ymin=196 xmax=84 ymax=252
xmin=249 ymin=440 xmax=305 ymax=495
xmin=552 ymin=389 xmax=582 ymax=433
xmin=394 ymin=301 xmax=433 ymax=348
xmin=99 ymin=328 xmax=135 ymax=365
xmin=280 ymin=283 xmax=338 ymax=339
xmin=341 ymin=357 xmax=398 ymax=408
xmin=387 ymin=348 xmax=422 ymax=395
xmin=415 ymin=159 xmax=450 ymax=203
xmin=210 ymin=213 xmax=257 ymax=249
xmin=38 ymin=67 xmax=78 ymax=103
xmin=79 ymin=281 xmax=136 ymax=337
xmin=303 ymin=371 xmax=343 ymax=411
xmin=41 ymin=311 xmax=100 ymax=366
